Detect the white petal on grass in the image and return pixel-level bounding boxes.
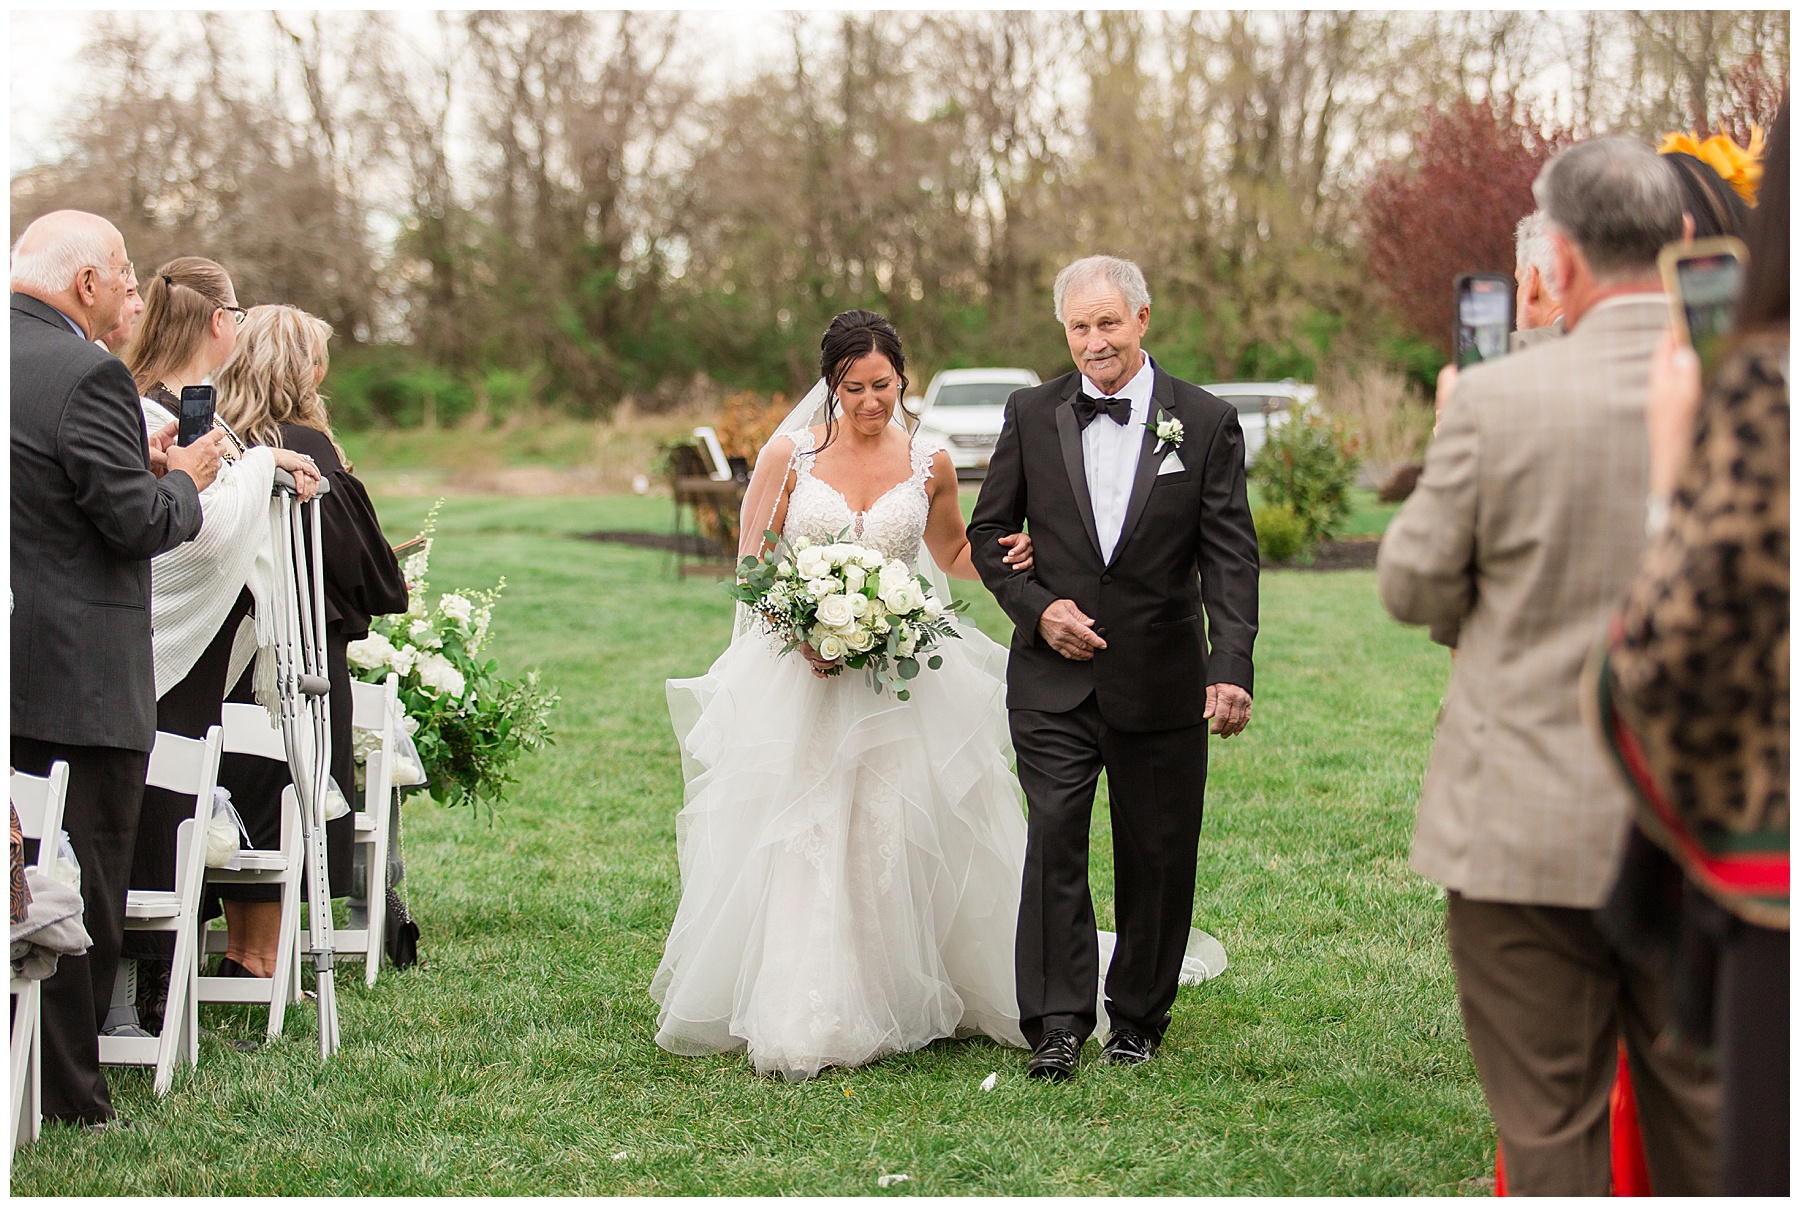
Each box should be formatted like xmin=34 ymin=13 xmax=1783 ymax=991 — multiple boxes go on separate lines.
xmin=979 ymin=1072 xmax=998 ymax=1092
xmin=611 ymin=1152 xmax=629 ymax=1162
xmin=877 ymin=1173 xmax=910 ymax=1188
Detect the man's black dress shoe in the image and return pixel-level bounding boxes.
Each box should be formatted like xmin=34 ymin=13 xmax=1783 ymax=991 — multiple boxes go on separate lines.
xmin=1099 ymin=1026 xmax=1158 ymax=1066
xmin=1026 ymin=1029 xmax=1082 ymax=1081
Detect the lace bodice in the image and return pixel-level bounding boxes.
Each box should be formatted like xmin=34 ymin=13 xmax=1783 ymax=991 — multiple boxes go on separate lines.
xmin=778 ymin=429 xmax=943 ymax=567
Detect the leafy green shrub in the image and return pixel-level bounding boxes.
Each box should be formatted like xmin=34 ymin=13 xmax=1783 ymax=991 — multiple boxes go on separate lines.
xmin=1254 ymin=502 xmax=1311 ymax=563
xmin=327 ymin=346 xmax=476 ymax=430
xmin=1249 ymin=408 xmax=1361 ymax=545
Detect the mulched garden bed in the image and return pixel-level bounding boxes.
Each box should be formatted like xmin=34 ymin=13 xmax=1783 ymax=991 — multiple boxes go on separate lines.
xmin=1268 ymin=535 xmax=1381 ymax=571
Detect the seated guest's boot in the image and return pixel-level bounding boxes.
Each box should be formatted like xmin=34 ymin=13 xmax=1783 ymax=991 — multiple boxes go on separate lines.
xmin=1026 ymin=1029 xmax=1082 ymax=1081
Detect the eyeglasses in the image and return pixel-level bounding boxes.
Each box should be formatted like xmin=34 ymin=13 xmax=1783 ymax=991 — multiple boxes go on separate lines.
xmin=83 ymin=262 xmax=135 ymax=283
xmin=221 ymin=306 xmax=248 ymax=325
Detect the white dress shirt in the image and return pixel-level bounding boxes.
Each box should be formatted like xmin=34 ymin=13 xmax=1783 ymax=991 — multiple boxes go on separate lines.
xmin=1080 ymin=352 xmax=1156 ymax=562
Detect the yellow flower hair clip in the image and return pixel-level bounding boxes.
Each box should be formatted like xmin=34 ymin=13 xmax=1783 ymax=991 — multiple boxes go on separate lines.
xmin=1658 ymin=127 xmax=1767 ymax=205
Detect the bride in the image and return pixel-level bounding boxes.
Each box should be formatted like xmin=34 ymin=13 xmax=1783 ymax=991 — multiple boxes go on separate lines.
xmin=652 ymin=310 xmax=1219 ymax=1081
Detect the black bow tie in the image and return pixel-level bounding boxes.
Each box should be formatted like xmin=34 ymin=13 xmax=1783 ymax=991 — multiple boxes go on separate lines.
xmin=1073 ymin=392 xmax=1132 ymax=430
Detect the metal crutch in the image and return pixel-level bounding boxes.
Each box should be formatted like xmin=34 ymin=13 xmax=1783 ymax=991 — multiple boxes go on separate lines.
xmin=269 ymin=468 xmax=341 ymax=1058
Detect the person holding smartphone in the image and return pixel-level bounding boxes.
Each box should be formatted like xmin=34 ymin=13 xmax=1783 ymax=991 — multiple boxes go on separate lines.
xmin=209 ymin=305 xmax=409 ymax=981
xmin=1378 ymin=137 xmax=1719 ymax=1195
xmin=1594 ymin=99 xmax=1789 ymax=1196
xmin=107 ymin=257 xmax=323 ymax=1037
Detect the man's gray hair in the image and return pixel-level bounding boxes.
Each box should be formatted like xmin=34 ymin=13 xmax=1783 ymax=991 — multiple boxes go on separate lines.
xmin=1053 ymin=255 xmax=1152 ymax=323
xmin=1531 ymin=137 xmax=1682 ymax=283
xmin=10 ymin=218 xmax=116 ymax=295
xmin=1514 ymin=211 xmax=1560 ymax=300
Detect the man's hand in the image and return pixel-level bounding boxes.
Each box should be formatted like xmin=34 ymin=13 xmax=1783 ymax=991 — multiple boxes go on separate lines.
xmin=1205 ymin=683 xmax=1252 ymax=738
xmin=147 ymin=420 xmax=179 ymax=477
xmin=162 ymin=427 xmax=227 ymax=492
xmin=997 ymin=531 xmax=1033 ymax=572
xmin=1433 ymin=364 xmax=1459 ymax=431
xmin=1037 ymin=598 xmax=1106 ymax=661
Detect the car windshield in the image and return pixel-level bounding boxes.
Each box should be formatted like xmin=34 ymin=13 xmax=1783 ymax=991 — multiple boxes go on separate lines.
xmin=1217 ymin=394 xmax=1284 ymax=416
xmin=932 ymin=382 xmax=1019 ymax=407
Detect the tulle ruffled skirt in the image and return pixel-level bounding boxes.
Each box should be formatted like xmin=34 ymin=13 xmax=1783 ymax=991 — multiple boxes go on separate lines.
xmin=653 ymin=621 xmax=1030 ymax=1080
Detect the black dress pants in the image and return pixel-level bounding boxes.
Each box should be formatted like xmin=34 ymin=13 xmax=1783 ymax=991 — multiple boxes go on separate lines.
xmin=1009 ymin=692 xmax=1207 ymax=1047
xmin=124 ymin=590 xmax=253 ymax=961
xmin=1718 ymin=918 xmax=1789 ymax=1195
xmin=10 ymin=738 xmax=149 ymax=1124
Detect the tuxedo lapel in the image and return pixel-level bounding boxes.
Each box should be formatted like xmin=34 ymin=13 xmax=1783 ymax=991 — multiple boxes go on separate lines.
xmin=1054 ymin=387 xmax=1104 ymax=562
xmin=1108 ymin=368 xmax=1176 ymax=567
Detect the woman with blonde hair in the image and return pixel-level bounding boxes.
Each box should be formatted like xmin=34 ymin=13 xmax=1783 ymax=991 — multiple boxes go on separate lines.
xmin=112 ymin=259 xmax=322 ymax=1038
xmin=210 ymin=305 xmax=408 ymax=980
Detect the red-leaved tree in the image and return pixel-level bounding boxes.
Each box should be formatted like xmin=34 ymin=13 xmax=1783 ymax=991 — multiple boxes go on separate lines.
xmin=1362 ymin=95 xmax=1575 ymax=356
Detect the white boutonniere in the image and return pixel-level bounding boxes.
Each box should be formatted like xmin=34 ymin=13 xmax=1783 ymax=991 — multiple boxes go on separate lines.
xmin=1154 ymin=415 xmax=1184 ymax=452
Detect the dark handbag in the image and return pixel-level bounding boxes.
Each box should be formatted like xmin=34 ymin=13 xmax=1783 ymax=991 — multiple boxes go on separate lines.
xmin=384 ymin=887 xmax=420 ymax=969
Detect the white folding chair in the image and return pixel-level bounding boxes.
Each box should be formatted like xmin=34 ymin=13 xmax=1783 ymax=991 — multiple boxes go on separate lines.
xmin=196 ymin=703 xmax=305 ymax=1036
xmin=336 ymin=674 xmax=400 ymax=988
xmin=10 ymin=761 xmax=69 ymax=1154
xmin=98 ymin=726 xmax=223 ymax=1095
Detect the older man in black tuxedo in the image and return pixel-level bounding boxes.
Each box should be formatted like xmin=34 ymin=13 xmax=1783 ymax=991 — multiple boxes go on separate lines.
xmin=970 ymin=255 xmax=1259 ymax=1080
xmin=11 ymin=209 xmax=225 ymax=1129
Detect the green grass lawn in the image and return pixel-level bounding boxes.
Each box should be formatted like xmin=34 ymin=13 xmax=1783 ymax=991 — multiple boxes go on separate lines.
xmin=10 ymin=494 xmax=1491 ymax=1196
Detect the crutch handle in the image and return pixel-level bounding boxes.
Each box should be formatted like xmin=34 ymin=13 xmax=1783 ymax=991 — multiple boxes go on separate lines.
xmin=272 ymin=467 xmax=333 ymax=497
xmin=298 ymin=674 xmax=332 ymax=697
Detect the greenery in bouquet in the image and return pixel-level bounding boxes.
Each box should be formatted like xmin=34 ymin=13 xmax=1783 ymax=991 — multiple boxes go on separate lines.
xmin=725 ymin=529 xmax=967 ymax=701
xmin=348 ymin=501 xmax=558 ymax=811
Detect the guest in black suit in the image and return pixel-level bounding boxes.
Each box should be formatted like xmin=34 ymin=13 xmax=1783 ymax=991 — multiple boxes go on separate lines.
xmin=10 ymin=209 xmax=226 ymax=1128
xmin=969 ymin=254 xmax=1259 ymax=1080
xmin=211 ymin=304 xmax=408 ymax=976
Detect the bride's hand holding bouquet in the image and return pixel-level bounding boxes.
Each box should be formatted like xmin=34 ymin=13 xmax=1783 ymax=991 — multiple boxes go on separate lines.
xmin=726 ymin=529 xmax=967 ymax=700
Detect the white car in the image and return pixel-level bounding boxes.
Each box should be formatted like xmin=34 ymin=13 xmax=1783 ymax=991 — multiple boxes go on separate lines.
xmin=1200 ymin=379 xmax=1316 ymax=464
xmin=913 ymin=367 xmax=1042 ymax=476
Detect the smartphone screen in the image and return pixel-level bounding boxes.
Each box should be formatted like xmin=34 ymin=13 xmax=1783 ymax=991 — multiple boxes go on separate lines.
xmin=177 ymin=385 xmax=216 ymax=447
xmin=1455 ymin=275 xmax=1514 ymax=369
xmin=1673 ymin=253 xmax=1744 ymax=377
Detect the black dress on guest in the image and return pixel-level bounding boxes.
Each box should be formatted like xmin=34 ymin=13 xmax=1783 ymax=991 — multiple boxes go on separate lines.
xmin=213 ymin=424 xmax=407 ymax=906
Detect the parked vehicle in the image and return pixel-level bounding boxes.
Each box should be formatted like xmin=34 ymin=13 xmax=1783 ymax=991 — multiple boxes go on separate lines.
xmin=912 ymin=367 xmax=1042 ymax=476
xmin=1200 ymin=379 xmax=1316 ymax=463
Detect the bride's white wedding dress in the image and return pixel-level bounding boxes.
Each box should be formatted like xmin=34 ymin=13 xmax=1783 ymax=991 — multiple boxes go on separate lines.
xmin=653 ymin=428 xmax=1223 ymax=1081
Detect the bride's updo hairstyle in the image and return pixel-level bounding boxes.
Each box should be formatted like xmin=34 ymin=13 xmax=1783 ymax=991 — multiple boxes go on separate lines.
xmin=816 ymin=309 xmax=910 ymax=453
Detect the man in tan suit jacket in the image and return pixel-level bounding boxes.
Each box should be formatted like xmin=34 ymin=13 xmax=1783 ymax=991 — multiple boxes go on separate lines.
xmin=1379 ymin=138 xmax=1718 ymax=1195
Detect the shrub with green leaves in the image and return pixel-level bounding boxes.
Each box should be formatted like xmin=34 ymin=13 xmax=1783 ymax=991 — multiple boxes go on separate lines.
xmin=1249 ymin=409 xmax=1361 ymax=545
xmin=1254 ymin=502 xmax=1311 ymax=563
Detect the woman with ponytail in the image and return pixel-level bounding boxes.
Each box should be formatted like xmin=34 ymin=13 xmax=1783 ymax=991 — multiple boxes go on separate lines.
xmin=110 ymin=259 xmax=322 ymax=1036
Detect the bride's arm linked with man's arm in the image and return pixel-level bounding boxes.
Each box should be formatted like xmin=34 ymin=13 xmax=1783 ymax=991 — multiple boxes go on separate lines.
xmin=921 ymin=447 xmax=1033 ymax=580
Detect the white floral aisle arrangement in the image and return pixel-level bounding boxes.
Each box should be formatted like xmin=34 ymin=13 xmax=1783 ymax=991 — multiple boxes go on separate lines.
xmin=726 ymin=528 xmax=967 ymax=701
xmin=348 ymin=501 xmax=558 ymax=810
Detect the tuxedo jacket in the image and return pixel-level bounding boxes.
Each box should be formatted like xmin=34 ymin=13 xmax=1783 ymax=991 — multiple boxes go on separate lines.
xmin=969 ymin=364 xmax=1259 ymax=732
xmin=11 ymin=292 xmax=202 ymax=752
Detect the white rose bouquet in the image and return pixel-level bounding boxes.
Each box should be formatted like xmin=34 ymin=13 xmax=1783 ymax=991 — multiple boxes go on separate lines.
xmin=347 ymin=500 xmax=558 ymax=812
xmin=725 ymin=527 xmax=966 ymax=700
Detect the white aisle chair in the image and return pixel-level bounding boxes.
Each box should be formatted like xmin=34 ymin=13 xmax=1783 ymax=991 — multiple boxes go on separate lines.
xmin=196 ymin=703 xmax=305 ymax=1036
xmin=98 ymin=727 xmax=223 ymax=1095
xmin=334 ymin=674 xmax=401 ymax=988
xmin=10 ymin=761 xmax=70 ymax=1153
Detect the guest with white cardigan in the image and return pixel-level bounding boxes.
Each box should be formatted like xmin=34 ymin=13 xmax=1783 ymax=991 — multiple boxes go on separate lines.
xmin=108 ymin=257 xmax=321 ymax=1036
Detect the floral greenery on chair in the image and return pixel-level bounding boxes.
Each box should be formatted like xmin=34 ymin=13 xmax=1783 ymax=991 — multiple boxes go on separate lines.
xmin=348 ymin=501 xmax=559 ymax=811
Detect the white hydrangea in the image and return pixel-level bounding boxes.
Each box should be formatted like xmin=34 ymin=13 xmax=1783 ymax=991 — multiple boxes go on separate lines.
xmin=347 ymin=632 xmax=396 ymax=671
xmin=414 ymin=650 xmax=466 ymax=698
xmin=438 ymin=593 xmax=474 ymax=624
xmin=409 ymin=617 xmax=444 ymax=649
xmin=389 ymin=643 xmax=419 ymax=677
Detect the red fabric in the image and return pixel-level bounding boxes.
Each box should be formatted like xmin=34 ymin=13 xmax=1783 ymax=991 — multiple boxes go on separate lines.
xmin=1493 ymin=1044 xmax=1651 ymax=1196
